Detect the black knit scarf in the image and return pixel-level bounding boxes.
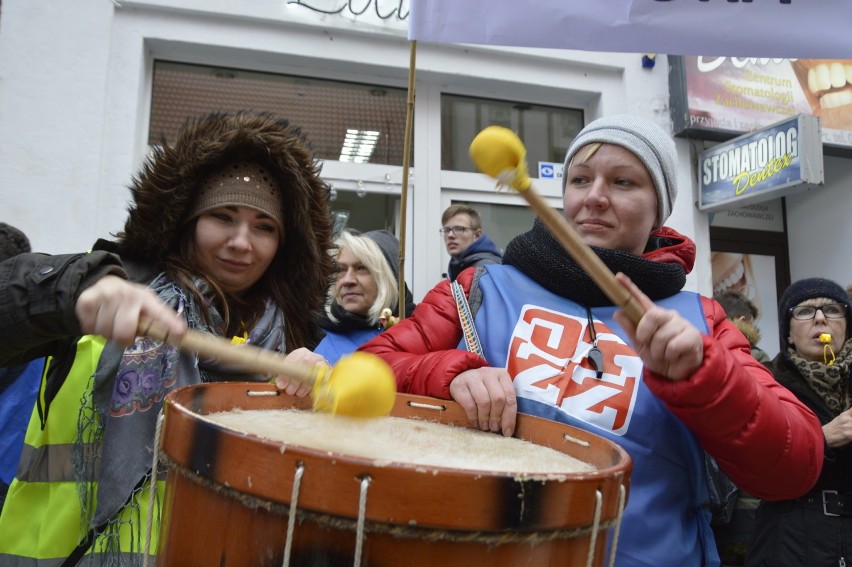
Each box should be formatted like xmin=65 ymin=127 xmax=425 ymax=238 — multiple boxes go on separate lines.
xmin=318 ymin=301 xmax=380 ymax=333
xmin=318 ymin=287 xmax=417 ymax=333
xmin=502 ymin=218 xmax=687 ymax=305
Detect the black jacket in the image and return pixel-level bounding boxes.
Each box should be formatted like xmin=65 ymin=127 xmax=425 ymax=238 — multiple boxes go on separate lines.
xmin=767 ymin=353 xmax=851 ymax=492
xmin=0 ymin=250 xmax=126 ymax=368
xmin=446 ymin=233 xmax=502 ymax=281
xmin=746 ymin=351 xmax=852 ymax=567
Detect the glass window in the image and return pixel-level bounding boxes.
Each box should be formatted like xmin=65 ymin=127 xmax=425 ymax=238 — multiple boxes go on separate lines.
xmin=447 ymin=200 xmax=561 ymax=252
xmin=149 ymin=61 xmax=409 ymax=166
xmin=441 ymin=94 xmax=583 ymax=173
xmin=329 ymin=189 xmax=399 ymax=236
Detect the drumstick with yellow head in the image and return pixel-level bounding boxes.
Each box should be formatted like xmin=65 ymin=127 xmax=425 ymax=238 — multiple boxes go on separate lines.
xmin=141 ymin=320 xmax=396 ymax=417
xmin=468 ymin=126 xmax=644 ymax=324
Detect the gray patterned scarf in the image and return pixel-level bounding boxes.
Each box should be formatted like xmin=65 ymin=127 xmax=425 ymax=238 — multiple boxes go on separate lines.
xmin=77 ymin=273 xmax=285 ymax=553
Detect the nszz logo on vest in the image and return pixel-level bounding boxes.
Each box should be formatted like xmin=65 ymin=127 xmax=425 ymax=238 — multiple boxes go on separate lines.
xmin=507 ymin=305 xmax=641 ymax=436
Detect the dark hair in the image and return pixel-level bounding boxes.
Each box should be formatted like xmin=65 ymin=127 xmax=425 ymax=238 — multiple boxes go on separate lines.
xmin=713 ymin=290 xmax=758 ymax=321
xmin=0 ymin=223 xmax=32 ymax=262
xmin=441 ymin=204 xmax=483 ymax=230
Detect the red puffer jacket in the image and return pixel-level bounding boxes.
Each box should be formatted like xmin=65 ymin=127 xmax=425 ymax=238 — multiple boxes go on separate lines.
xmin=361 ymin=227 xmax=823 ymax=501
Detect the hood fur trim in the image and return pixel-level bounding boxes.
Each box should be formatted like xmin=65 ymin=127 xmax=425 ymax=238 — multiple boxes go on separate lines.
xmin=119 ymin=112 xmax=328 ymax=257
xmin=116 ymin=111 xmax=334 ymax=340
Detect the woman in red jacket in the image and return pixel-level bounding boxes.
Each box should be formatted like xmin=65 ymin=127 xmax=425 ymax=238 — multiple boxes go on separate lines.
xmin=362 ymin=115 xmax=823 ymax=567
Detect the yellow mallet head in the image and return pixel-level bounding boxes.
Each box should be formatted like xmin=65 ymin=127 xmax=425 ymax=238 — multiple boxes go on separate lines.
xmin=311 ymin=351 xmax=396 ymax=418
xmin=469 ymin=126 xmax=532 ymax=191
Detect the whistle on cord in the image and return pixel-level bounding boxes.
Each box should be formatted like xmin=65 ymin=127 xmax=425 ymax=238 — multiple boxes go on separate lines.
xmin=820 ymin=333 xmax=836 ymax=366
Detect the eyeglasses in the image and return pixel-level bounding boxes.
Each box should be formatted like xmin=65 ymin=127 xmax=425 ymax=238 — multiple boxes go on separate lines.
xmin=439 ymin=226 xmax=475 ymax=237
xmin=790 ymin=303 xmax=847 ymax=321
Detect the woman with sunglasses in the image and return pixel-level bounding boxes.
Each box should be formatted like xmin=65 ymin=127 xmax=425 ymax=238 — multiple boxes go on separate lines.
xmin=747 ymin=277 xmax=852 ymax=567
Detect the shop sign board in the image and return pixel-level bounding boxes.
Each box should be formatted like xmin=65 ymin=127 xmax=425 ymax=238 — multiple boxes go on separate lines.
xmin=698 ymin=114 xmax=823 ymax=212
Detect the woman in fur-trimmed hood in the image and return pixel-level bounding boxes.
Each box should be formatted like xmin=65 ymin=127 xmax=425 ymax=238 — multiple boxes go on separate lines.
xmin=116 ymin=110 xmax=334 ymax=348
xmin=0 ymin=111 xmax=335 ymax=565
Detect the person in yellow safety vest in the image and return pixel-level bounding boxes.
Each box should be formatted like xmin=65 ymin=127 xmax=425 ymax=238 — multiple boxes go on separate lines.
xmin=0 ymin=111 xmax=334 ymax=565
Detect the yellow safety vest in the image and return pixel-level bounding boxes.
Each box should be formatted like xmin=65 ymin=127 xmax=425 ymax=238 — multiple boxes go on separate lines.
xmin=0 ymin=335 xmax=165 ymax=565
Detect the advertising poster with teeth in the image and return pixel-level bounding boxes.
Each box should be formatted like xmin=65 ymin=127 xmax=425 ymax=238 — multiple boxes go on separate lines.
xmin=670 ymin=56 xmax=852 ymax=151
xmin=711 ymin=252 xmax=780 ymax=359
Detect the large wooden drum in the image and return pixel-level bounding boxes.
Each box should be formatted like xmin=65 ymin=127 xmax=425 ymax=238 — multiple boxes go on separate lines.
xmin=157 ymin=383 xmax=632 ymax=567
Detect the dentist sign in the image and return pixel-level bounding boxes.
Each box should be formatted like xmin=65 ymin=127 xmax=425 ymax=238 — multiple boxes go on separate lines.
xmin=698 ymin=114 xmax=823 ymax=212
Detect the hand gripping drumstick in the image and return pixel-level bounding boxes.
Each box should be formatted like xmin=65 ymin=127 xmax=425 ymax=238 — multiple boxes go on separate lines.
xmin=469 ymin=126 xmax=644 ymax=325
xmin=142 ymin=320 xmax=397 ymax=417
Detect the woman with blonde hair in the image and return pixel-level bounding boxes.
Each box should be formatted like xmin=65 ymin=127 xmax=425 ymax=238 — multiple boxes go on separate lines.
xmin=316 ymin=229 xmax=415 ymax=364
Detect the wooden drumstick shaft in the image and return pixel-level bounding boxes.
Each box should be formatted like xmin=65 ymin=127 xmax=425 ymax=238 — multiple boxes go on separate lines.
xmin=141 ymin=320 xmax=318 ymax=384
xmin=519 ymin=186 xmax=645 ymax=325
xmin=468 ymin=125 xmax=645 ymax=325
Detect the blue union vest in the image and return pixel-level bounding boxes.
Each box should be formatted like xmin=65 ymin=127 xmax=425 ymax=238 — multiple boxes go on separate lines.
xmin=470 ymin=265 xmax=719 ymax=567
xmin=316 ymin=327 xmax=382 ymax=365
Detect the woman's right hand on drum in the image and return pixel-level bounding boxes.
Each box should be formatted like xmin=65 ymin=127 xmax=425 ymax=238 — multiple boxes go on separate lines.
xmin=75 ymin=275 xmax=186 ymax=347
xmin=449 ymin=368 xmax=517 ymax=437
xmin=273 ymin=348 xmax=328 ymax=398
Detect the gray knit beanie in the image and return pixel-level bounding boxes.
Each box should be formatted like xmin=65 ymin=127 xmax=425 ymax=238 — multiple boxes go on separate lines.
xmin=364 ymin=230 xmax=400 ymax=279
xmin=563 ymin=115 xmax=678 ymax=229
xmin=778 ymin=277 xmax=852 ymax=350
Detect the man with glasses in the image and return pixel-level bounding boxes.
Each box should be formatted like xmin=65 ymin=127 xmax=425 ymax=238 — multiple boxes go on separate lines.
xmin=440 ymin=204 xmax=502 ymax=281
xmin=748 ymin=277 xmax=852 ymax=567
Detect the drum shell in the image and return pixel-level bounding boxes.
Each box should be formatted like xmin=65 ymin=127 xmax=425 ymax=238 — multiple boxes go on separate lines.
xmin=158 ymin=382 xmax=632 ymax=566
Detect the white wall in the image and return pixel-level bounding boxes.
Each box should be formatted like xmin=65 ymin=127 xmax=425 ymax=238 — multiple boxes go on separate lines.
xmin=0 ymin=0 xmax=767 ymax=302
xmin=786 ymin=155 xmax=852 ymax=289
xmin=0 ymin=0 xmax=116 ymax=254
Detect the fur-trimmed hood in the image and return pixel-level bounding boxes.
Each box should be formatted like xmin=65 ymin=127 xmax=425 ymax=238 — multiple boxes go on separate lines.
xmin=118 ymin=112 xmax=329 ymax=260
xmin=115 ymin=111 xmax=334 ymax=347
